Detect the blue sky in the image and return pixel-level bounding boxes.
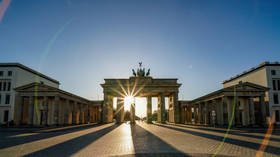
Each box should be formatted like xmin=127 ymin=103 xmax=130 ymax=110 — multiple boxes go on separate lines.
xmin=1 ymin=0 xmax=280 ymax=101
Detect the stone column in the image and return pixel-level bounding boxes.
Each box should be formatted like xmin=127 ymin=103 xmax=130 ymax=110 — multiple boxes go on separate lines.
xmin=67 ymin=100 xmax=73 ymax=125
xmin=186 ymin=106 xmax=190 ymax=123
xmin=98 ymin=105 xmax=101 ymax=122
xmin=242 ymin=97 xmax=250 ymax=125
xmin=47 ymin=97 xmax=53 ymax=125
xmin=235 ymin=97 xmax=241 ymax=126
xmin=193 ymin=105 xmax=196 ymax=124
xmin=204 ymin=102 xmax=209 ymax=125
xmin=71 ymin=102 xmax=76 ymax=125
xmin=42 ymin=97 xmax=47 ymax=126
xmin=173 ymin=92 xmax=180 ymax=123
xmin=32 ymin=97 xmax=38 ymax=125
xmin=184 ymin=106 xmax=188 ymax=124
xmin=58 ymin=98 xmax=63 ymax=125
xmin=28 ymin=96 xmax=34 ymax=125
xmin=147 ymin=96 xmax=152 ymax=123
xmin=78 ymin=103 xmax=82 ymax=124
xmin=130 ymin=98 xmax=135 ymax=124
xmin=82 ymin=104 xmax=86 ymax=124
xmin=102 ymin=93 xmax=113 ymax=123
xmin=83 ymin=104 xmax=87 ymax=124
xmin=216 ymin=99 xmax=224 ymax=126
xmin=222 ymin=97 xmax=227 ymax=125
xmin=81 ymin=104 xmax=84 ymax=124
xmin=200 ymin=103 xmax=204 ymax=124
xmin=116 ymin=97 xmax=124 ymax=123
xmin=168 ymin=96 xmax=174 ymax=123
xmin=157 ymin=95 xmax=161 ymax=123
xmin=260 ymin=95 xmax=266 ymax=125
xmin=215 ymin=100 xmax=219 ymax=125
xmin=72 ymin=101 xmax=77 ymax=124
xmin=249 ymin=97 xmax=255 ymax=125
xmin=102 ymin=94 xmax=107 ymax=123
xmin=157 ymin=93 xmax=166 ymax=123
xmin=198 ymin=103 xmax=202 ymax=124
xmin=196 ymin=105 xmax=199 ymax=124
xmin=14 ymin=95 xmax=23 ymax=125
xmin=226 ymin=97 xmax=235 ymax=126
xmin=81 ymin=103 xmax=85 ymax=124
xmin=219 ymin=98 xmax=224 ymax=126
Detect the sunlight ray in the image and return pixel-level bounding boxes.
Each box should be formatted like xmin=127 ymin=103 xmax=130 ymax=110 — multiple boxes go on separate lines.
xmin=110 ymin=87 xmax=126 ymax=98
xmin=131 ymin=78 xmax=138 ymax=96
xmin=117 ymin=80 xmax=128 ymax=96
xmin=116 ymin=100 xmax=124 ymax=105
xmin=132 ymin=84 xmax=146 ymax=97
xmin=114 ymin=105 xmax=124 ymax=116
xmin=126 ymin=80 xmax=131 ymax=96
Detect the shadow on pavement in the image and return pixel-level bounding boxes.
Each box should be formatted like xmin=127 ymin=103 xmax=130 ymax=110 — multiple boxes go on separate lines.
xmin=130 ymin=123 xmax=187 ymax=156
xmin=24 ymin=124 xmax=120 ymax=157
xmin=173 ymin=124 xmax=280 ymax=142
xmin=154 ymin=124 xmax=280 ymax=156
xmin=0 ymin=124 xmax=103 ymax=149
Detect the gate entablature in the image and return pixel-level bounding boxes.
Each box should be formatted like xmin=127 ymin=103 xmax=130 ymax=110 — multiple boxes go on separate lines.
xmin=101 ymin=77 xmax=181 ymax=97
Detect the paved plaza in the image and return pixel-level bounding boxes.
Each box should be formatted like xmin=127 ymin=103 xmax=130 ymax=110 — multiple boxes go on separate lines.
xmin=0 ymin=122 xmax=279 ymax=157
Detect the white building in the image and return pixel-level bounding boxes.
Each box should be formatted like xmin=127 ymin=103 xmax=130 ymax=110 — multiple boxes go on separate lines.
xmin=223 ymin=61 xmax=280 ymax=125
xmin=0 ymin=63 xmax=59 ymax=124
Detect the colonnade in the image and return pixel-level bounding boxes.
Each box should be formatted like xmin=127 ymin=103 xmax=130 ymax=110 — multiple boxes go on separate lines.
xmin=182 ymin=95 xmax=267 ymax=126
xmin=15 ymin=96 xmax=101 ymax=126
xmin=102 ymin=92 xmax=180 ymax=124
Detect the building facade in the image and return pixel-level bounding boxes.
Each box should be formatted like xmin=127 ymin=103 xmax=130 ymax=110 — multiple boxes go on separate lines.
xmin=0 ymin=63 xmax=59 ymax=124
xmin=223 ymin=62 xmax=280 ymax=125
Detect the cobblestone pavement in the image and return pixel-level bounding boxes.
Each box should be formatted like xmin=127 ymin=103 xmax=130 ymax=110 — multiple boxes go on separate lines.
xmin=0 ymin=122 xmax=279 ymax=157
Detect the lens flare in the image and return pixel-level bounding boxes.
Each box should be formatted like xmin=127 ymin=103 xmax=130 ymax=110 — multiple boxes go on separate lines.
xmin=0 ymin=0 xmax=11 ymax=23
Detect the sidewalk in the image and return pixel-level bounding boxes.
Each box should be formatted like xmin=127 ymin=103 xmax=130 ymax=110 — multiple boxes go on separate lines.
xmin=153 ymin=121 xmax=280 ymax=133
xmin=0 ymin=123 xmax=99 ymax=133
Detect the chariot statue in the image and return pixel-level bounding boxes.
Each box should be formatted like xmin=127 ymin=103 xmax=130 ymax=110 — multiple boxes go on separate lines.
xmin=132 ymin=62 xmax=150 ymax=77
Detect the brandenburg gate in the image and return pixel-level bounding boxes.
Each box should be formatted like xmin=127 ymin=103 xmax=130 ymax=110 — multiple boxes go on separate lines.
xmin=101 ymin=63 xmax=181 ymax=124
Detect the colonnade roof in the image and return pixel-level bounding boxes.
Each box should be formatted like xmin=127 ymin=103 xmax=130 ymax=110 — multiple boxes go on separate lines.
xmin=188 ymin=82 xmax=269 ymax=105
xmin=14 ymin=82 xmax=91 ymax=104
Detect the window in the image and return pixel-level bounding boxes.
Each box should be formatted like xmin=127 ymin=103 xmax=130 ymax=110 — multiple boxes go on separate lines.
xmin=3 ymin=82 xmax=6 ymax=91
xmin=0 ymin=94 xmax=1 ymax=104
xmin=278 ymin=80 xmax=280 ymax=90
xmin=273 ymin=80 xmax=277 ymax=90
xmin=271 ymin=70 xmax=276 ymax=75
xmin=276 ymin=110 xmax=280 ymax=122
xmin=0 ymin=82 xmax=2 ymax=91
xmin=7 ymin=82 xmax=11 ymax=91
xmin=4 ymin=110 xmax=9 ymax=122
xmin=273 ymin=93 xmax=279 ymax=104
xmin=8 ymin=71 xmax=12 ymax=76
xmin=5 ymin=94 xmax=10 ymax=104
xmin=0 ymin=71 xmax=3 ymax=76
